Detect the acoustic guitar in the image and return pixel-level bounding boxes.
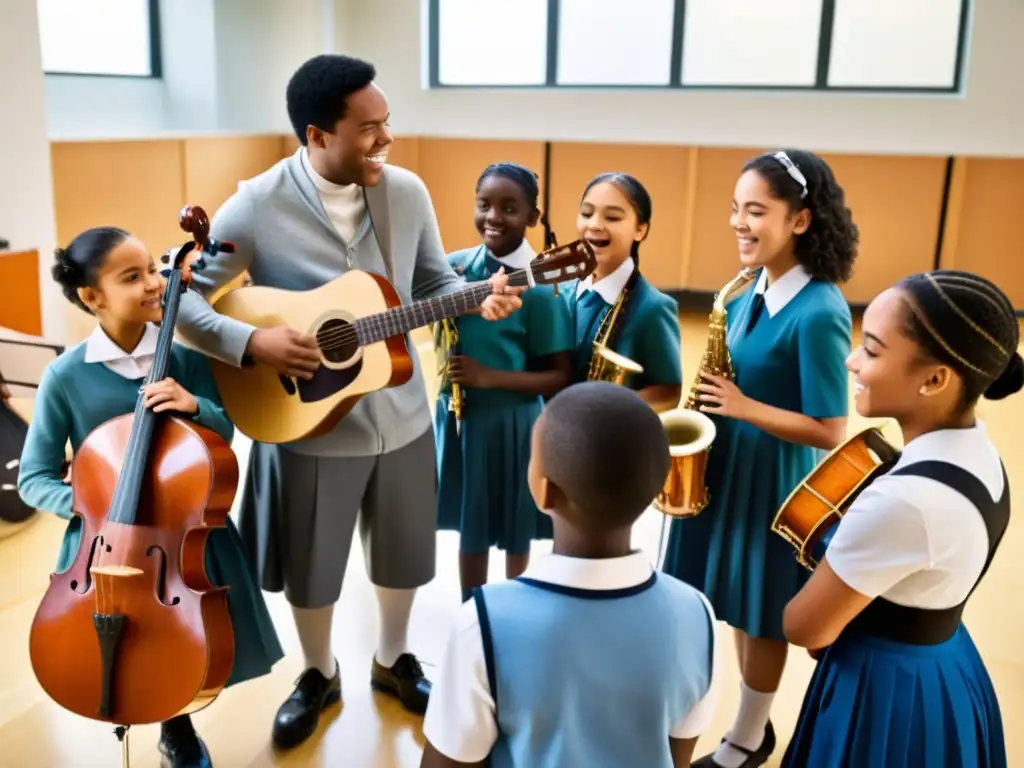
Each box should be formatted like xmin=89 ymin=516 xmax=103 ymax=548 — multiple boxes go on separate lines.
xmin=209 ymin=239 xmax=596 ymax=444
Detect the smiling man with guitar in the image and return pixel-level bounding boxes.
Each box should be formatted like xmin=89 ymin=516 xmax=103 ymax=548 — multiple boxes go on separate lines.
xmin=174 ymin=54 xmax=529 ymax=751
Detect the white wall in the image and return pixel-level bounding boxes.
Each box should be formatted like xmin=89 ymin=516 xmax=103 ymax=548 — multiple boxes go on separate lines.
xmin=334 ymin=0 xmax=1024 ymax=158
xmin=1 ymin=0 xmax=61 ymax=341
xmin=43 ymin=0 xmax=327 ymax=140
xmin=213 ymin=0 xmax=325 ymax=134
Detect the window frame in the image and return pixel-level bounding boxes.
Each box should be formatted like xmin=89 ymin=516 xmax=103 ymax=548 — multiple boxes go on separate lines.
xmin=425 ymin=0 xmax=972 ymax=94
xmin=40 ymin=0 xmax=163 ymax=79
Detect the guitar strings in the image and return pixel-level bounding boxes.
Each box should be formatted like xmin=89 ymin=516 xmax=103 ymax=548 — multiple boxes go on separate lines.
xmin=311 ymin=266 xmax=545 ymax=354
xmin=288 ymin=247 xmax=585 ymax=355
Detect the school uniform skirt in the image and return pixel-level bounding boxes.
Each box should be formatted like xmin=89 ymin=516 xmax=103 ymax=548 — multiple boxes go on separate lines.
xmin=783 ymin=624 xmax=1006 ymax=768
xmin=434 ymin=389 xmax=552 ymax=555
xmin=56 ymin=515 xmax=284 ymax=688
xmin=662 ymin=417 xmax=815 ymax=641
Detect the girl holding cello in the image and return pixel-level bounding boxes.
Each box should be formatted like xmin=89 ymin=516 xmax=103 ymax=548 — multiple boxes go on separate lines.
xmin=781 ymin=270 xmax=1018 ymax=767
xmin=18 ymin=227 xmax=283 ymax=768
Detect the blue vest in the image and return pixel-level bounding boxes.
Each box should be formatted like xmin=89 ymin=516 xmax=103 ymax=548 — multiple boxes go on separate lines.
xmin=474 ymin=573 xmax=714 ymax=767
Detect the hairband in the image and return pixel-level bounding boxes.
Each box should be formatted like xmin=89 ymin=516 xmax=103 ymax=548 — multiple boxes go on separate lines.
xmin=772 ymin=152 xmax=808 ymax=199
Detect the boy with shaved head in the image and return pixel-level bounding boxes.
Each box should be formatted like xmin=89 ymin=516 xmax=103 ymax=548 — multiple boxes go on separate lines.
xmin=421 ymin=381 xmax=720 ymax=768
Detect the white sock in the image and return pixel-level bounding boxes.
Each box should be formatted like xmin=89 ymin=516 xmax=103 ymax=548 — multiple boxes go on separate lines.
xmin=712 ymin=682 xmax=775 ymax=768
xmin=291 ymin=604 xmax=337 ymax=679
xmin=374 ymin=586 xmax=414 ymax=668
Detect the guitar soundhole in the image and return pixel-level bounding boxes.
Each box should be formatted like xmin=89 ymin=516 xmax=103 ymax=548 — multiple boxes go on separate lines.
xmin=317 ymin=319 xmax=358 ymax=366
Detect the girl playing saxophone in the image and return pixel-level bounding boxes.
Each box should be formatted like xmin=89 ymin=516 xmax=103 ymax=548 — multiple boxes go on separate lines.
xmin=566 ymin=173 xmax=682 ymax=412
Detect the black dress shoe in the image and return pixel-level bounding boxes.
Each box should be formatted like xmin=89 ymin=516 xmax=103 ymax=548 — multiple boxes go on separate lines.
xmin=370 ymin=653 xmax=432 ymax=714
xmin=272 ymin=663 xmax=342 ymax=749
xmin=158 ymin=729 xmax=212 ymax=768
xmin=691 ymin=720 xmax=776 ymax=768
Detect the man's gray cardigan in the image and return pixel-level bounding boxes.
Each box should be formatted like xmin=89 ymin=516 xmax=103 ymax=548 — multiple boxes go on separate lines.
xmin=176 ymin=149 xmax=464 ymax=457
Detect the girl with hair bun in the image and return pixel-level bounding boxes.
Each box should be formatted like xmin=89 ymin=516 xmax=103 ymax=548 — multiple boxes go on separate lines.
xmin=19 ymin=227 xmax=283 ymax=767
xmin=781 ymin=269 xmax=1018 ymax=768
xmin=664 ymin=150 xmax=859 ymax=768
xmin=435 ymin=162 xmax=573 ymax=602
xmin=568 ymin=172 xmax=684 ymax=411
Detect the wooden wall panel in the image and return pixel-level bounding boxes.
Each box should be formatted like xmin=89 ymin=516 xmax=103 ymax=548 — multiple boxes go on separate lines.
xmin=50 ymin=140 xmax=188 ymax=342
xmin=0 ymin=251 xmax=41 ymax=337
xmin=820 ymin=153 xmax=947 ymax=303
xmin=547 ymin=142 xmax=694 ymax=291
xmin=686 ymin=149 xmax=947 ymax=302
xmin=50 ymin=141 xmax=187 ymax=260
xmin=687 ymin=147 xmax=768 ymax=292
xmin=416 ymin=138 xmax=547 ymax=254
xmin=39 ymin=135 xmax=1024 ymax=328
xmin=384 ymin=137 xmax=420 ymax=174
xmin=939 ymin=158 xmax=1024 ymax=309
xmin=183 ymin=136 xmax=286 ymax=216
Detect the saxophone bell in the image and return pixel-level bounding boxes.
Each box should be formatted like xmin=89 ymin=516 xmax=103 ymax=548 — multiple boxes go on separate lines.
xmin=653 ymin=407 xmax=717 ymax=517
xmin=590 ymin=345 xmax=644 ymax=386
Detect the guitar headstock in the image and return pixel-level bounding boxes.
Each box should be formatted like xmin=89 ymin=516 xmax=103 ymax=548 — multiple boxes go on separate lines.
xmin=159 ymin=204 xmax=237 ymax=292
xmin=525 ymin=239 xmax=596 ymax=287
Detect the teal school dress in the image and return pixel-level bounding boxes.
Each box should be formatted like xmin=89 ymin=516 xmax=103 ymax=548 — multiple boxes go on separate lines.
xmin=564 ymin=266 xmax=683 ymax=389
xmin=661 ymin=266 xmax=851 ymax=641
xmin=18 ymin=339 xmax=284 ymax=687
xmin=434 ymin=243 xmax=572 ymax=555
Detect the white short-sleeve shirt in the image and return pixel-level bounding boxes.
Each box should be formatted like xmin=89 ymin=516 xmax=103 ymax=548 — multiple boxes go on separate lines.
xmin=421 ymin=552 xmax=721 ymax=764
xmin=826 ymin=421 xmax=1004 ymax=609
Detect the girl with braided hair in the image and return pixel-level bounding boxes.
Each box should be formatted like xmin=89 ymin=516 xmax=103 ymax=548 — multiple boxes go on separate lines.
xmin=781 ymin=270 xmax=1019 ymax=767
xmin=434 ymin=162 xmax=573 ymax=602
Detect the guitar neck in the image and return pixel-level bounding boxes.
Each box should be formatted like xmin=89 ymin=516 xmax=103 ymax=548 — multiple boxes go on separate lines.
xmin=355 ymin=269 xmax=530 ymax=344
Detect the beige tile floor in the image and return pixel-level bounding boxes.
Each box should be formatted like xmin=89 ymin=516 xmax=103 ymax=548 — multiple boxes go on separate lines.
xmin=1 ymin=313 xmax=1021 ymax=767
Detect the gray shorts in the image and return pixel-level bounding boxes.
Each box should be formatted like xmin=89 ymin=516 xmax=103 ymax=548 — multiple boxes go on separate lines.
xmin=236 ymin=429 xmax=437 ymax=609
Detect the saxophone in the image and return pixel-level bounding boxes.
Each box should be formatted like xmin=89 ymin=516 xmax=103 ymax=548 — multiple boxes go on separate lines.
xmin=653 ymin=267 xmax=756 ymax=518
xmin=587 ymin=287 xmax=644 ymax=385
xmin=435 ymin=318 xmax=463 ymax=433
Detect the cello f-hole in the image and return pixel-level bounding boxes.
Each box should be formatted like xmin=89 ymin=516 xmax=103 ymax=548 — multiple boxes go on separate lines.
xmin=146 ymin=545 xmax=180 ymax=607
xmin=70 ymin=536 xmax=103 ymax=594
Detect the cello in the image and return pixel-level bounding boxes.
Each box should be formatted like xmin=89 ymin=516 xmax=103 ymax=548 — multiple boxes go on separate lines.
xmin=28 ymin=206 xmax=239 ymax=760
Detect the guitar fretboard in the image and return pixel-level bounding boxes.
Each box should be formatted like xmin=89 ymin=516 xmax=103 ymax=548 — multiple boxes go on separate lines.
xmin=354 ymin=273 xmax=528 ymax=345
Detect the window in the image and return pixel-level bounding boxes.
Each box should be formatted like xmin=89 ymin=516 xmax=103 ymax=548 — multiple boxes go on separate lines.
xmin=434 ymin=0 xmax=548 ymax=86
xmin=427 ymin=0 xmax=971 ymax=93
xmin=827 ymin=0 xmax=966 ymax=89
xmin=557 ymin=0 xmax=676 ymax=86
xmin=681 ymin=0 xmax=823 ymax=87
xmin=37 ymin=0 xmax=161 ymax=78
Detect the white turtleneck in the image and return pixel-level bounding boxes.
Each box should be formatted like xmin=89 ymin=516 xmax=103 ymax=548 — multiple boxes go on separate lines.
xmin=301 ymin=148 xmax=367 ymax=245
